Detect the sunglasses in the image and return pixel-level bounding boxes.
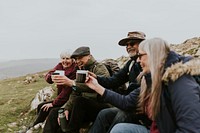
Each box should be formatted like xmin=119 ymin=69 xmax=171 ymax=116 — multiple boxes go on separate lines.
xmin=137 ymin=53 xmax=147 ymax=59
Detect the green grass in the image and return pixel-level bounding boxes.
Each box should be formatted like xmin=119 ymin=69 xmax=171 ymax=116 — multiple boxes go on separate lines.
xmin=0 ymin=71 xmax=55 ymax=132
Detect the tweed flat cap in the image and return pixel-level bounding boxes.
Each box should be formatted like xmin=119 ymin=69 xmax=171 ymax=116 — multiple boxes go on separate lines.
xmin=118 ymin=31 xmax=146 ymax=46
xmin=71 ymin=46 xmax=90 ymax=58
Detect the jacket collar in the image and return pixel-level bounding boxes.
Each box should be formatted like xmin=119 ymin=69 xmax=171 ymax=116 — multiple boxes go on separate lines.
xmin=84 ymin=56 xmax=97 ymax=70
xmin=130 ymin=54 xmax=138 ymax=61
xmin=162 ymin=51 xmax=200 ymax=83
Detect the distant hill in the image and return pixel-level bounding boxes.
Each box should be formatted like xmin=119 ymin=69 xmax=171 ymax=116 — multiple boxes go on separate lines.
xmin=0 ymin=58 xmax=59 ymax=80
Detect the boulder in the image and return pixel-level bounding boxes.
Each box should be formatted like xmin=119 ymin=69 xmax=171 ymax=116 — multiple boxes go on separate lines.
xmin=30 ymin=86 xmax=55 ymax=110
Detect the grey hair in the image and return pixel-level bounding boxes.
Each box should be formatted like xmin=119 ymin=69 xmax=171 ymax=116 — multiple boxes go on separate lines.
xmin=138 ymin=38 xmax=170 ymax=120
xmin=60 ymin=50 xmax=71 ymax=59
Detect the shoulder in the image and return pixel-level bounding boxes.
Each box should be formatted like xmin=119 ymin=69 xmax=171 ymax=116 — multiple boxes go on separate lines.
xmin=162 ymin=58 xmax=200 ymax=84
xmin=93 ymin=62 xmax=110 ymax=77
xmin=94 ymin=62 xmax=107 ymax=70
xmin=55 ymin=62 xmax=64 ymax=70
xmin=167 ymin=74 xmax=200 ymax=103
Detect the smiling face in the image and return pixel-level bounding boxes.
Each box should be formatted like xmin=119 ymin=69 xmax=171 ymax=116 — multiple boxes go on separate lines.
xmin=74 ymin=55 xmax=91 ymax=69
xmin=126 ymin=41 xmax=140 ymax=57
xmin=137 ymin=50 xmax=150 ymax=73
xmin=60 ymin=57 xmax=73 ymax=69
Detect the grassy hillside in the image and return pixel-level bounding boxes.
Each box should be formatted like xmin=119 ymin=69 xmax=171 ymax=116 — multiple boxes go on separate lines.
xmin=0 ymin=71 xmax=56 ymax=132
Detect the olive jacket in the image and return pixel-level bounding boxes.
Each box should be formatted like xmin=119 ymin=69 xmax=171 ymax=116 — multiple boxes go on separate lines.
xmin=62 ymin=56 xmax=110 ymax=111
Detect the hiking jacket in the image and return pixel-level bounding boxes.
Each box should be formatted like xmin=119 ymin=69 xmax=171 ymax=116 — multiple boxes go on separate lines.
xmin=45 ymin=62 xmax=76 ymax=106
xmin=97 ymin=56 xmax=142 ymax=94
xmin=62 ymin=56 xmax=110 ymax=111
xmin=102 ymin=51 xmax=200 ymax=133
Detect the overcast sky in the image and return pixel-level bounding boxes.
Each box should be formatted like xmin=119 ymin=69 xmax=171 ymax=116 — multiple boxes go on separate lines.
xmin=0 ymin=0 xmax=199 ymax=61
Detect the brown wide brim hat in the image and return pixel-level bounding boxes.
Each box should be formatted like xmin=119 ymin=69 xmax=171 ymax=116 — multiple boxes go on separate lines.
xmin=118 ymin=31 xmax=146 ymax=46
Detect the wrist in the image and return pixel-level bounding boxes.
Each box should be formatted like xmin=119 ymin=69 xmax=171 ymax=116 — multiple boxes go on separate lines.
xmin=96 ymin=84 xmax=105 ymax=96
xmin=71 ymin=80 xmax=76 ymax=87
xmin=71 ymin=80 xmax=77 ymax=91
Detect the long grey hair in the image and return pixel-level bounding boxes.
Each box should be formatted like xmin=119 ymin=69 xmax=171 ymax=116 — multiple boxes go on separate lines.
xmin=137 ymin=38 xmax=170 ymax=120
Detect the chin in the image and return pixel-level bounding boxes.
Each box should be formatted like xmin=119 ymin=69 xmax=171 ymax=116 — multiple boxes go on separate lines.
xmin=128 ymin=53 xmax=137 ymax=57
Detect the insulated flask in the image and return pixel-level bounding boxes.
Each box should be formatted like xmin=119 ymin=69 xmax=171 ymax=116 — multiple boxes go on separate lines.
xmin=58 ymin=109 xmax=67 ymax=132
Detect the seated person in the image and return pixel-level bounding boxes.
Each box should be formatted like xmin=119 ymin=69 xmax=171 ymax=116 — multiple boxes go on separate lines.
xmin=88 ymin=31 xmax=146 ymax=133
xmin=43 ymin=46 xmax=111 ymax=133
xmin=32 ymin=51 xmax=77 ymax=127
xmin=86 ymin=38 xmax=200 ymax=133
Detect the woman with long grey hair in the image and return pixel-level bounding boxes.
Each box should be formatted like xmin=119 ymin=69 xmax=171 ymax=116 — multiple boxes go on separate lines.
xmin=86 ymin=38 xmax=200 ymax=133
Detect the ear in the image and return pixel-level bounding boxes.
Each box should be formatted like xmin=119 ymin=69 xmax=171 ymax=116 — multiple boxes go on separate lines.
xmin=72 ymin=58 xmax=75 ymax=63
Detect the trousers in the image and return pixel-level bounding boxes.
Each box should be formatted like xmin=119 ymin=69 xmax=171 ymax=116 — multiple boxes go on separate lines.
xmin=89 ymin=107 xmax=137 ymax=133
xmin=43 ymin=96 xmax=110 ymax=133
xmin=110 ymin=123 xmax=149 ymax=133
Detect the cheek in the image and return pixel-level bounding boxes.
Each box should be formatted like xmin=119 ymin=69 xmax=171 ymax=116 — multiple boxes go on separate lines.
xmin=140 ymin=58 xmax=147 ymax=68
xmin=143 ymin=59 xmax=150 ymax=72
xmin=61 ymin=61 xmax=65 ymax=65
xmin=66 ymin=59 xmax=72 ymax=64
xmin=76 ymin=60 xmax=83 ymax=66
xmin=81 ymin=58 xmax=88 ymax=65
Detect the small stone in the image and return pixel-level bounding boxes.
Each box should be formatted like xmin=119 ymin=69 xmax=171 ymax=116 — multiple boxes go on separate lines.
xmin=7 ymin=122 xmax=17 ymax=128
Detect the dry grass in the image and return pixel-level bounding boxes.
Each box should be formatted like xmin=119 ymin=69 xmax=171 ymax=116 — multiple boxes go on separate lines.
xmin=0 ymin=71 xmax=55 ymax=132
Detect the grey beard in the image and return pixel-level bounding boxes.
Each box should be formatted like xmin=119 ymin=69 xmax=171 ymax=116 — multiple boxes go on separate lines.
xmin=128 ymin=52 xmax=137 ymax=58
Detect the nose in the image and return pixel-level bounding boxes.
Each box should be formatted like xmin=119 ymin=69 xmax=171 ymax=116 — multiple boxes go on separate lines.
xmin=75 ymin=58 xmax=80 ymax=64
xmin=126 ymin=43 xmax=132 ymax=49
xmin=137 ymin=57 xmax=140 ymax=62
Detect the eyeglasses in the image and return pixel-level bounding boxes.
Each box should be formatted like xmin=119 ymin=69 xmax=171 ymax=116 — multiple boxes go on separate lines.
xmin=126 ymin=40 xmax=139 ymax=46
xmin=137 ymin=53 xmax=147 ymax=60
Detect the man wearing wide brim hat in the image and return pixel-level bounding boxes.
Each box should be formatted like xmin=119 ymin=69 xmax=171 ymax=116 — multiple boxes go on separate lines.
xmin=118 ymin=31 xmax=146 ymax=46
xmin=118 ymin=31 xmax=146 ymax=58
xmin=88 ymin=31 xmax=150 ymax=133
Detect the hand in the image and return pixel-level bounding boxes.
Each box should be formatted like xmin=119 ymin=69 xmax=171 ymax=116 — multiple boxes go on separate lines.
xmin=51 ymin=75 xmax=73 ymax=87
xmin=85 ymin=76 xmax=105 ymax=95
xmin=57 ymin=117 xmax=60 ymax=125
xmin=57 ymin=110 xmax=69 ymax=125
xmin=85 ymin=75 xmax=99 ymax=90
xmin=64 ymin=110 xmax=69 ymax=120
xmin=88 ymin=71 xmax=97 ymax=79
xmin=41 ymin=103 xmax=53 ymax=111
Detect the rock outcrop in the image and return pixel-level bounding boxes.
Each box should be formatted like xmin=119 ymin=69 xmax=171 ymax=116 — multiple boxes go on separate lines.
xmin=116 ymin=37 xmax=200 ymax=67
xmin=171 ymin=37 xmax=200 ymax=57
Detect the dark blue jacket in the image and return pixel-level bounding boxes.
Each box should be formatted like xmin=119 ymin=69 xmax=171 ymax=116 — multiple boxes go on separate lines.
xmin=102 ymin=51 xmax=200 ymax=133
xmin=97 ymin=56 xmax=142 ymax=94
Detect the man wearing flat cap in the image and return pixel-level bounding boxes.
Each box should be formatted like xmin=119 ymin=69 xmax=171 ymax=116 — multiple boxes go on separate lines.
xmin=43 ymin=46 xmax=111 ymax=133
xmin=70 ymin=46 xmax=90 ymax=59
xmin=88 ymin=31 xmax=151 ymax=133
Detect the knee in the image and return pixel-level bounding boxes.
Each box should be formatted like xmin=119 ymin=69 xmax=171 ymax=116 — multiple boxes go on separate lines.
xmin=98 ymin=109 xmax=108 ymax=117
xmin=110 ymin=123 xmax=149 ymax=133
xmin=98 ymin=108 xmax=115 ymax=119
xmin=37 ymin=102 xmax=45 ymax=110
xmin=48 ymin=108 xmax=59 ymax=118
xmin=110 ymin=123 xmax=125 ymax=133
